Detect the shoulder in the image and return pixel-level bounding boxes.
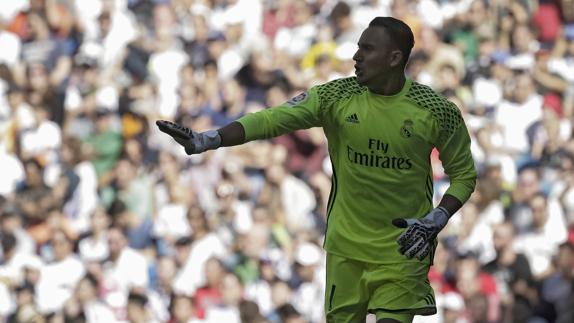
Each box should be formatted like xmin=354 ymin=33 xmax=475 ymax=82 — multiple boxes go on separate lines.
xmin=406 ymin=81 xmax=463 ymax=134
xmin=200 ymin=233 xmax=225 ymax=249
xmin=405 ymin=82 xmax=462 ymax=119
xmin=124 ymin=248 xmax=147 ymax=263
xmin=314 ymin=77 xmax=368 ymax=105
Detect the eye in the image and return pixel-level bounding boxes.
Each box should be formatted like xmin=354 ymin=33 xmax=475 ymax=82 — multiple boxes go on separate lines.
xmin=364 ymin=45 xmax=374 ymax=51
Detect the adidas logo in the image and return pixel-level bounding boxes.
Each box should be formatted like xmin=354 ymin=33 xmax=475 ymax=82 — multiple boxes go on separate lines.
xmin=345 ymin=113 xmax=360 ymax=123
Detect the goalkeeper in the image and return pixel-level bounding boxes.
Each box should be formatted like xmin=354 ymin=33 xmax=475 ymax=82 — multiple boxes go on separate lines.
xmin=157 ymin=17 xmax=476 ymax=323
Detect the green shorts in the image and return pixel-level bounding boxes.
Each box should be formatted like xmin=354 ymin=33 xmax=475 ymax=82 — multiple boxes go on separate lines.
xmin=324 ymin=252 xmax=437 ymax=323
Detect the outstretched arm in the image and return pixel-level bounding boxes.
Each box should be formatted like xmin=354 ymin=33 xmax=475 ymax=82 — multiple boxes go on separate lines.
xmin=156 ymin=120 xmax=225 ymax=155
xmin=158 ymin=85 xmax=325 ymax=154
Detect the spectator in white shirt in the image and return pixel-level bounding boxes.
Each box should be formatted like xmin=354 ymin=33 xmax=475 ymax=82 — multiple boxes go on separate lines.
xmin=79 ymin=206 xmax=111 ymax=263
xmin=505 ymin=24 xmax=539 ymax=71
xmin=145 ymin=257 xmax=176 ymax=323
xmin=84 ymin=4 xmax=138 ymax=82
xmin=514 ymin=192 xmax=567 ymax=279
xmin=267 ymin=280 xmax=294 ymax=321
xmin=204 ymin=272 xmax=242 ymax=323
xmin=452 ymin=201 xmax=496 ymax=265
xmin=329 ymin=1 xmax=363 ymax=44
xmin=0 ymin=232 xmax=42 ymax=294
xmin=173 ymin=236 xmax=192 ymax=271
xmin=169 ymin=294 xmax=205 ymax=323
xmin=244 ymin=257 xmax=276 ymax=317
xmin=0 ymin=204 xmax=35 ymax=256
xmin=494 ymin=73 xmax=543 ymax=156
xmin=274 ymin=0 xmax=317 ymax=58
xmin=101 ymin=226 xmax=149 ymax=321
xmin=546 ymin=24 xmax=574 ymax=84
xmin=172 ymin=207 xmax=226 ymax=296
xmin=6 ymin=283 xmax=43 ymax=323
xmin=5 ymin=84 xmax=35 ymax=134
xmin=60 ymin=136 xmax=99 ymax=235
xmin=19 ymin=102 xmax=62 ymax=165
xmin=291 ymin=242 xmax=325 ymax=323
xmin=155 ymin=257 xmax=177 ymax=300
xmin=261 ymin=163 xmax=316 ymax=232
xmin=76 ymin=273 xmax=118 ymax=323
xmin=153 ymin=180 xmax=190 ymax=245
xmin=127 ymin=291 xmax=159 ymax=323
xmin=36 ymin=230 xmax=86 ymax=313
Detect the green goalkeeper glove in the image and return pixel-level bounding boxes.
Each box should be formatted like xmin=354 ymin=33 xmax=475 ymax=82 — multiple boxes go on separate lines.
xmin=156 ymin=120 xmax=221 ymax=155
xmin=392 ymin=207 xmax=449 ymax=260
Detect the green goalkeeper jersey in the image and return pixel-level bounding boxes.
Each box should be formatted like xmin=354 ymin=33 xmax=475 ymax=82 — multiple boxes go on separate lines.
xmin=237 ymin=77 xmax=477 ymax=264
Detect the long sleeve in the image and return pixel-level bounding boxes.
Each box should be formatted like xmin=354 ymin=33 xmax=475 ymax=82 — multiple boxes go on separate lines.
xmin=237 ymin=88 xmax=324 ymax=141
xmin=435 ymin=111 xmax=477 ymax=204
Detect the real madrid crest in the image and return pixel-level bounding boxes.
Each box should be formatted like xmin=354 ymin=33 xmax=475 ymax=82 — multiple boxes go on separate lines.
xmin=400 ymin=119 xmax=413 ymax=138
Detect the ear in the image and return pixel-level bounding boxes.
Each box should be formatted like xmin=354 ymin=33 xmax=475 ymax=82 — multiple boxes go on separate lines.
xmin=389 ymin=50 xmax=403 ymax=67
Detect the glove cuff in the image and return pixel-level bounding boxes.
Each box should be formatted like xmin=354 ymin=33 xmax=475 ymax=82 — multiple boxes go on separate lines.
xmin=426 ymin=207 xmax=450 ymax=229
xmin=202 ymin=129 xmax=222 ymax=150
xmin=435 ymin=206 xmax=450 ymax=218
xmin=190 ymin=129 xmax=221 ymax=154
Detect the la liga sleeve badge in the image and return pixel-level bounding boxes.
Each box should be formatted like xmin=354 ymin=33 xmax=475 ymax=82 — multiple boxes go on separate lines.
xmin=287 ymin=91 xmax=309 ymax=106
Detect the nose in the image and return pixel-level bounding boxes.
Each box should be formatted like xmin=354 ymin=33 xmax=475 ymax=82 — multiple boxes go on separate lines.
xmin=353 ymin=50 xmax=361 ymax=62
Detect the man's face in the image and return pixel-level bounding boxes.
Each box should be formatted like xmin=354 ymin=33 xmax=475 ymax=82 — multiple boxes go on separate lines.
xmin=76 ymin=278 xmax=96 ymax=303
xmin=222 ymin=273 xmax=243 ymax=306
xmin=557 ymin=246 xmax=574 ymax=276
xmin=52 ymin=232 xmax=72 ymax=261
xmin=517 ymin=169 xmax=539 ymax=198
xmin=353 ymin=27 xmax=400 ymax=88
xmin=172 ymin=296 xmax=193 ymax=322
xmin=107 ymin=229 xmax=126 ymax=258
xmin=204 ymin=258 xmax=225 ymax=287
xmin=529 ymin=195 xmax=548 ymax=228
xmin=513 ymin=73 xmax=534 ymax=103
xmin=492 ymin=224 xmax=513 ymax=251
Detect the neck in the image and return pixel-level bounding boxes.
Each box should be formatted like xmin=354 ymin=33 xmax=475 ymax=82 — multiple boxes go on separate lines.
xmin=368 ymin=72 xmax=406 ymax=96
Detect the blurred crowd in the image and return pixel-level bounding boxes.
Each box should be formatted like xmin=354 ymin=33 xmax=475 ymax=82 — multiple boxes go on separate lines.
xmin=0 ymin=0 xmax=574 ymax=322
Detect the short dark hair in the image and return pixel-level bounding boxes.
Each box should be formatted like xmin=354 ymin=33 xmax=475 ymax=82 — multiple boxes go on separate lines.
xmin=559 ymin=241 xmax=574 ymax=252
xmin=128 ymin=291 xmax=148 ymax=307
xmin=174 ymin=236 xmax=192 ymax=247
xmin=276 ymin=303 xmax=302 ymax=320
xmin=107 ymin=199 xmax=127 ymax=218
xmin=0 ymin=233 xmax=17 ymax=254
xmin=330 ymin=1 xmax=351 ymax=22
xmin=169 ymin=293 xmax=194 ymax=313
xmin=15 ymin=282 xmax=35 ymax=294
xmin=0 ymin=202 xmax=20 ymax=221
xmin=369 ymin=17 xmax=415 ymax=66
